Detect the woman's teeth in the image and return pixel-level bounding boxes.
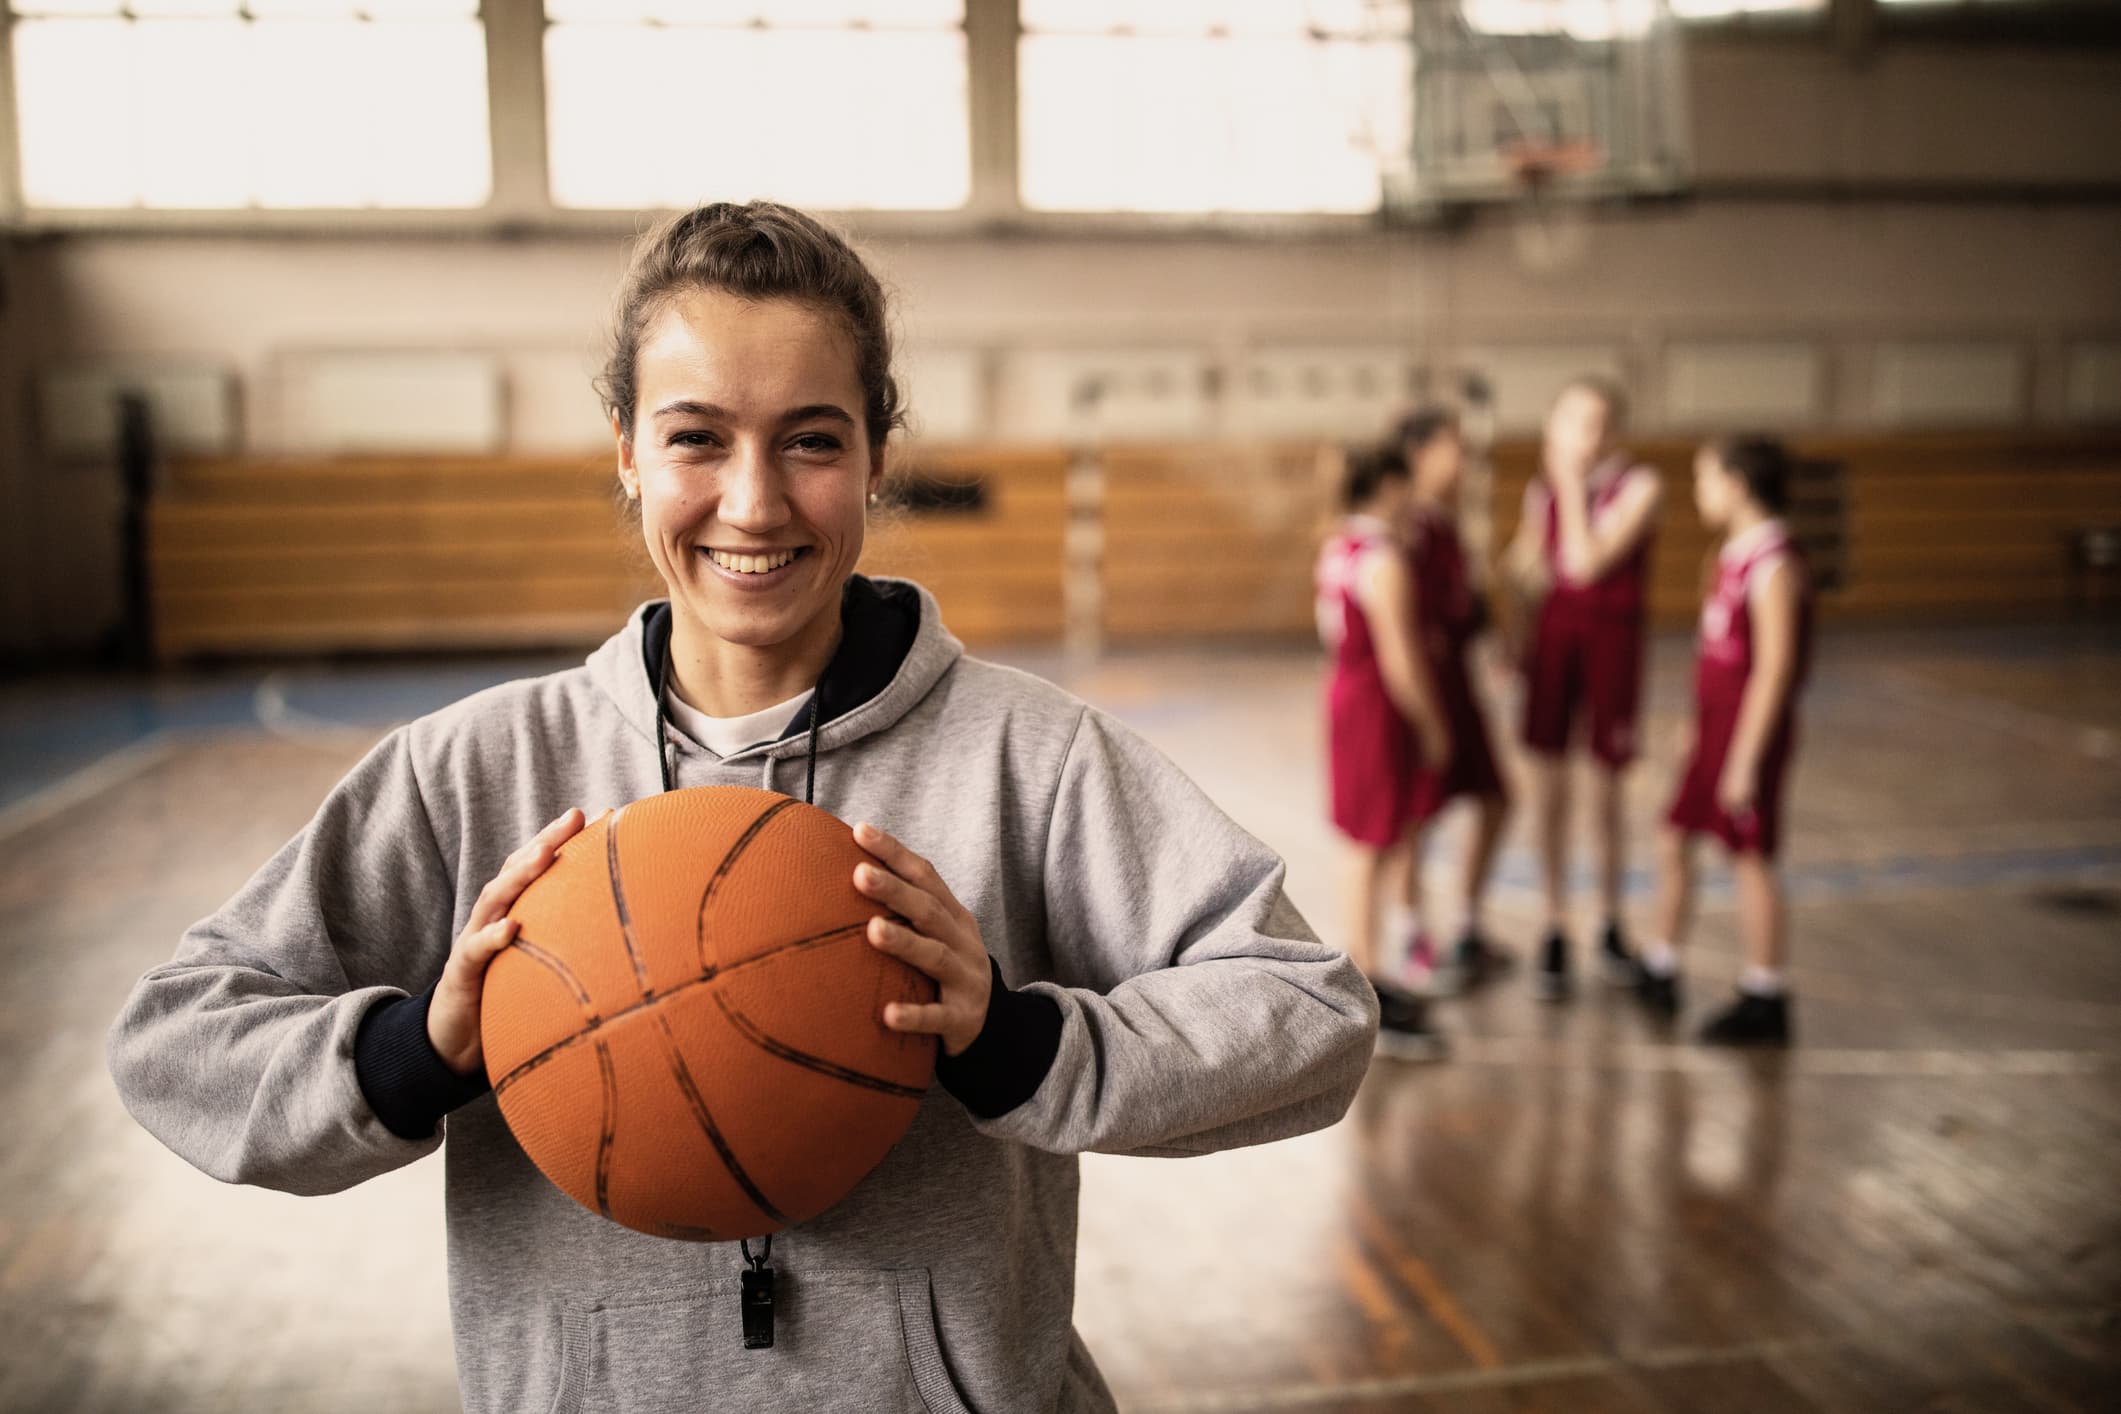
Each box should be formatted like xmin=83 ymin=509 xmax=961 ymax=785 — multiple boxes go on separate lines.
xmin=706 ymin=548 xmax=799 ymax=574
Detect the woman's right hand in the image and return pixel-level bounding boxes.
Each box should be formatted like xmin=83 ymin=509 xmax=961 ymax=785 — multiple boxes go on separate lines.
xmin=428 ymin=809 xmax=587 ymax=1078
xmin=1416 ymin=710 xmax=1454 ymax=773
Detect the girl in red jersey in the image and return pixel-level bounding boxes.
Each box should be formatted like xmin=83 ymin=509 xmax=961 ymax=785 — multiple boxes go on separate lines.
xmin=1317 ymin=444 xmax=1448 ymax=1060
xmin=1501 ymin=378 xmax=1663 ymax=1002
xmin=1394 ymin=408 xmax=1513 ymax=994
xmin=1637 ymin=436 xmax=1813 ymax=1045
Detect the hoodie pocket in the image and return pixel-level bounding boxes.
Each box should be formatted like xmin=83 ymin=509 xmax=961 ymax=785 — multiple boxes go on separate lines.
xmin=545 ymin=1267 xmax=974 ymax=1414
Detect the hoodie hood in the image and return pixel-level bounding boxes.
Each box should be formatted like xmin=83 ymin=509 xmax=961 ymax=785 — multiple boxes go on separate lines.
xmin=585 ymin=574 xmax=965 ymax=776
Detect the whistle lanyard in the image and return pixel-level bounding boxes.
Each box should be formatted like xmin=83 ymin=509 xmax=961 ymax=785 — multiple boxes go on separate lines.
xmin=653 ymin=653 xmax=827 ymax=807
xmin=650 ymin=650 xmax=828 ymax=1348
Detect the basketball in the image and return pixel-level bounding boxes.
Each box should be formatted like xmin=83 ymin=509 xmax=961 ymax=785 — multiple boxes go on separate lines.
xmin=479 ymin=785 xmax=937 ymax=1242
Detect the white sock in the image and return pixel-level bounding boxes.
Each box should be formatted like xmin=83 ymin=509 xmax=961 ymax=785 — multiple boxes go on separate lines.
xmin=1386 ymin=905 xmax=1422 ymax=946
xmin=1740 ymin=965 xmax=1785 ymax=998
xmin=1641 ymin=940 xmax=1678 ymax=978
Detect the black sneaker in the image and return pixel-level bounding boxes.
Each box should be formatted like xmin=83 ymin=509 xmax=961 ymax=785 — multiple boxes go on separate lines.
xmin=1430 ymin=931 xmax=1514 ymax=997
xmin=1698 ymin=991 xmax=1791 ymax=1047
xmin=1534 ymin=930 xmax=1572 ymax=1003
xmin=1635 ymin=969 xmax=1682 ymax=1020
xmin=1599 ymin=921 xmax=1641 ymax=988
xmin=1372 ymin=981 xmax=1449 ymax=1062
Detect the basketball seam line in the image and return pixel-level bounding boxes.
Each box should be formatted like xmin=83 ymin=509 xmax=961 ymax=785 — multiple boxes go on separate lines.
xmin=510 ymin=936 xmax=598 ymax=1018
xmin=606 ymin=806 xmax=654 ymax=998
xmin=654 ymin=1012 xmax=791 ymax=1229
xmin=696 ymin=798 xmax=801 ymax=975
xmin=593 ymin=1040 xmax=617 ymax=1221
xmin=491 ymin=922 xmax=873 ymax=1093
xmin=712 ymin=989 xmax=928 ymax=1100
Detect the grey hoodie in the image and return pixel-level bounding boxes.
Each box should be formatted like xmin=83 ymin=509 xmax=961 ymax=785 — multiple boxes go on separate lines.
xmin=109 ymin=578 xmax=1379 ymax=1413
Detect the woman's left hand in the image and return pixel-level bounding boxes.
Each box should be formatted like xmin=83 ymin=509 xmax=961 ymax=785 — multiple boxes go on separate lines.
xmin=851 ymin=822 xmax=993 ymax=1057
xmin=1717 ymin=759 xmax=1758 ymax=818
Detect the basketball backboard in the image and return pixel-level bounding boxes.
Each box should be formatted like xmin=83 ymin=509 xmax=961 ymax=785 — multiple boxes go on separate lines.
xmin=1383 ymin=0 xmax=1692 ymax=211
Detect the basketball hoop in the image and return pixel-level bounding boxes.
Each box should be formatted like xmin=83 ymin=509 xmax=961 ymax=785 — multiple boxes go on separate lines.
xmin=1503 ymin=138 xmax=1603 ymax=276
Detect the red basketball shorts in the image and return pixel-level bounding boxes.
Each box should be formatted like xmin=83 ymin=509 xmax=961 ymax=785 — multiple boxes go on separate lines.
xmin=1521 ymin=606 xmax=1645 ymax=769
xmin=1666 ymin=709 xmax=1798 ymax=858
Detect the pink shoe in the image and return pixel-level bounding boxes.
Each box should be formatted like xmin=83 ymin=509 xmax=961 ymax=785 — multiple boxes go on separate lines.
xmin=1401 ymin=932 xmax=1439 ymax=994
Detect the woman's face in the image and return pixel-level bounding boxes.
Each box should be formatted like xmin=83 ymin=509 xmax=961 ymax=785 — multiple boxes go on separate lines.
xmin=1543 ymin=385 xmax=1612 ymax=477
xmin=615 ymin=287 xmax=881 ymax=656
xmin=1693 ymin=446 xmax=1737 ymax=529
xmin=1370 ymin=473 xmax=1413 ymax=524
xmin=1410 ymin=427 xmax=1464 ymax=500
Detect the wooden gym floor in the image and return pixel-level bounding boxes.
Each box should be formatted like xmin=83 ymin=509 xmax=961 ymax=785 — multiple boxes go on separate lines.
xmin=1 ymin=623 xmax=2116 ymax=1412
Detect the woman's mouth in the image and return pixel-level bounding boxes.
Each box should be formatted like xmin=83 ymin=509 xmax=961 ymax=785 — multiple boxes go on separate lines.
xmin=697 ymin=545 xmax=810 ymax=590
xmin=705 ymin=547 xmax=802 ymax=574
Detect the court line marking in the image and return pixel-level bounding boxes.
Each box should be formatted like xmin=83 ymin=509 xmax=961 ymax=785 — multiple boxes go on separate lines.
xmin=0 ymin=731 xmax=180 ymax=846
xmin=1732 ymin=964 xmax=2121 ymax=1030
xmin=1589 ymin=949 xmax=2121 ymax=1030
xmin=1440 ymin=1038 xmax=2115 ymax=1078
xmin=1125 ymin=1306 xmax=2118 ymax=1411
xmin=252 ymin=670 xmax=384 ymax=744
xmin=1868 ymin=666 xmax=2121 ymax=766
xmin=0 ymin=676 xmax=399 ymax=846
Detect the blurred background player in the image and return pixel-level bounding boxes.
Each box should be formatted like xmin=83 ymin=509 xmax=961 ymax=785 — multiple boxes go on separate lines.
xmin=1393 ymin=407 xmax=1513 ymax=995
xmin=1316 ymin=443 xmax=1447 ymax=1060
xmin=1642 ymin=435 xmax=1813 ymax=1045
xmin=1502 ymin=378 xmax=1663 ymax=1001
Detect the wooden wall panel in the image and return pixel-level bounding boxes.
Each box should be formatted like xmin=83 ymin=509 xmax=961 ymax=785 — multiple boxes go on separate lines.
xmin=859 ymin=447 xmax=1068 ymax=644
xmin=147 ymin=432 xmax=2121 ymax=660
xmin=148 ymin=449 xmax=1067 ymax=661
xmin=1099 ymin=443 xmax=1330 ymax=643
xmin=1492 ymin=432 xmax=2121 ymax=627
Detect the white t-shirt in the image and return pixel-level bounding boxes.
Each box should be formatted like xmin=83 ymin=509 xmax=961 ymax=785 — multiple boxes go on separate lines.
xmin=662 ymin=685 xmax=813 ymax=760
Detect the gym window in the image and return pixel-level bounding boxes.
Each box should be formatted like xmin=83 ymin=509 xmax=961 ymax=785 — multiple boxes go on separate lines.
xmin=1015 ymin=0 xmax=1412 ymax=215
xmin=1669 ymin=0 xmax=1826 ymax=19
xmin=541 ymin=1 xmax=972 ymax=211
xmin=8 ymin=0 xmax=492 ymax=210
xmin=1462 ymin=2 xmax=1826 ymax=36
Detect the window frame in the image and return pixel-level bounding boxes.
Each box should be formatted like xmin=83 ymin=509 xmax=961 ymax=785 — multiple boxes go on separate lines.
xmin=3 ymin=0 xmax=2114 ymax=236
xmin=2 ymin=0 xmax=510 ymax=222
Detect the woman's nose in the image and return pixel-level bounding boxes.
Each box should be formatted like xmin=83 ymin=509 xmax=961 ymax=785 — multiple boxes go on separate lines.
xmin=717 ymin=443 xmax=789 ymax=531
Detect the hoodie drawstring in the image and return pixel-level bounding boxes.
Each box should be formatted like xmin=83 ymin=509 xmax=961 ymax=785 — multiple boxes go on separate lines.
xmin=654 ymin=649 xmax=827 ymax=808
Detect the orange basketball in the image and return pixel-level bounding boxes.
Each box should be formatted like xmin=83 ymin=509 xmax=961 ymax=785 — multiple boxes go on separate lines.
xmin=480 ymin=785 xmax=937 ymax=1241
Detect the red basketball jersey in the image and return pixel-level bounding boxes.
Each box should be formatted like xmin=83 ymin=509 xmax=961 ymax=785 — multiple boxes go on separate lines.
xmin=1667 ymin=519 xmax=1814 ymax=854
xmin=1406 ymin=504 xmax=1480 ymax=665
xmin=1403 ymin=504 xmax=1506 ymax=813
xmin=1531 ymin=455 xmax=1655 ymax=619
xmin=1318 ymin=516 xmax=1424 ymax=844
xmin=1696 ymin=520 xmax=1812 ymax=722
xmin=1316 ymin=516 xmax=1396 ymax=672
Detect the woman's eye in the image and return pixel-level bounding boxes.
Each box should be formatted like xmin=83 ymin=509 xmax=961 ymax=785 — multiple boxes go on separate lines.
xmin=669 ymin=431 xmax=716 ymax=449
xmin=790 ymin=433 xmax=843 ymax=455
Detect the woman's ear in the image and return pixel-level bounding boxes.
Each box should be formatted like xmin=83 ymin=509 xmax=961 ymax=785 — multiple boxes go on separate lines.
xmin=866 ymin=444 xmax=887 ymax=505
xmin=612 ymin=409 xmax=639 ymax=501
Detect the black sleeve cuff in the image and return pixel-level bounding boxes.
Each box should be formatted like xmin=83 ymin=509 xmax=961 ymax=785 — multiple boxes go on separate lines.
xmin=353 ymin=982 xmax=492 ymax=1141
xmin=934 ymin=956 xmax=1064 ymax=1121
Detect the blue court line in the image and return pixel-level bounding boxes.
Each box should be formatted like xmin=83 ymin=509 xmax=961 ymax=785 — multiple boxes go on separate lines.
xmin=0 ymin=657 xmax=571 ymax=814
xmin=0 ymin=680 xmax=252 ymax=814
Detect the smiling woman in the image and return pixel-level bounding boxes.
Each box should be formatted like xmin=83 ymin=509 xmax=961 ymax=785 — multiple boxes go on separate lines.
xmin=606 ymin=239 xmax=890 ymax=711
xmin=107 ymin=199 xmax=1379 ymax=1414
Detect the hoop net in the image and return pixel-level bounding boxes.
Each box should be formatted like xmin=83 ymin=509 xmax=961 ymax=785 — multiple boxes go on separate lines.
xmin=1502 ymin=138 xmax=1604 ymax=275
